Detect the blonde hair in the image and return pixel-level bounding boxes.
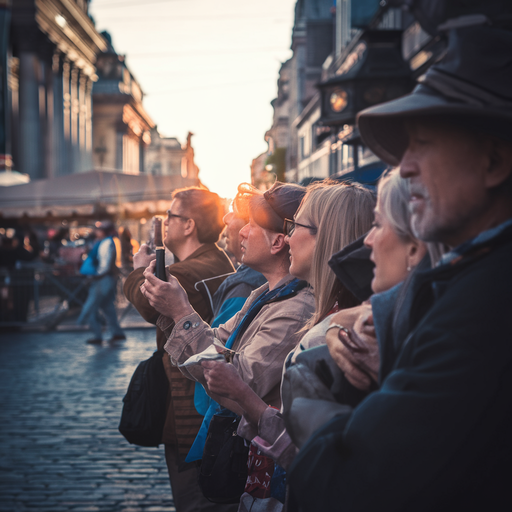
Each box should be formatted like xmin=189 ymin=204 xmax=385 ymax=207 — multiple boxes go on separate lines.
xmin=298 ymin=181 xmax=376 ymax=329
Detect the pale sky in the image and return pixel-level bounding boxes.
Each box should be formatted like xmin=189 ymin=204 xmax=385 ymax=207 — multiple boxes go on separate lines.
xmin=89 ymin=0 xmax=297 ymax=199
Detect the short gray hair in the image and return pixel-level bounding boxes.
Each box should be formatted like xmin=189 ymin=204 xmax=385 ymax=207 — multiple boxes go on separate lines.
xmin=378 ymin=168 xmax=415 ymax=243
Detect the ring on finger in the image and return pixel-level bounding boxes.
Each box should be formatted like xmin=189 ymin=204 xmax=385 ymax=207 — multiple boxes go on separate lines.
xmin=326 ymin=323 xmax=349 ymax=335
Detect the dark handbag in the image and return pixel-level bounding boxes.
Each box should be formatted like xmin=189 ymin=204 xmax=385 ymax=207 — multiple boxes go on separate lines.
xmin=198 ymin=412 xmax=250 ymax=504
xmin=118 ymin=349 xmax=169 ymax=447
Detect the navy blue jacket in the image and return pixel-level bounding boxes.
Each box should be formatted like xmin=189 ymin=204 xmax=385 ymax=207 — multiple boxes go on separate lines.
xmin=288 ymin=222 xmax=512 ymax=512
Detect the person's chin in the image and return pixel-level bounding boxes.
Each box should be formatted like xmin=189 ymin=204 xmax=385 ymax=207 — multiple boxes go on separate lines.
xmin=411 ymin=214 xmax=434 ymax=241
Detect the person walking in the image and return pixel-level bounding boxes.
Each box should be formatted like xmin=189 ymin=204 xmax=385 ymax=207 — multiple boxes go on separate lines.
xmin=77 ymin=221 xmax=125 ymax=345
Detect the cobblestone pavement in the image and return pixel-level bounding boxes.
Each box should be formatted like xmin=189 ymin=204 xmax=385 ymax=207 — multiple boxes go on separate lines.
xmin=0 ymin=328 xmax=176 ymax=512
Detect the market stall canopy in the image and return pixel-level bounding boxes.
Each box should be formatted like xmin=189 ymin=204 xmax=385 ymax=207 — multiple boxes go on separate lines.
xmin=0 ymin=170 xmax=200 ymax=219
xmin=0 ymin=170 xmax=30 ymax=186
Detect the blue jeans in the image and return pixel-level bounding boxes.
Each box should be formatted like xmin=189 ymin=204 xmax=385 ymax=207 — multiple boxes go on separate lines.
xmin=77 ymin=275 xmax=124 ymax=340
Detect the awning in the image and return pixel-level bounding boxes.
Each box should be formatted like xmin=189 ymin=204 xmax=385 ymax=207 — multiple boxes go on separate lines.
xmin=0 ymin=170 xmax=200 ymax=219
xmin=335 ymin=160 xmax=388 ymax=187
xmin=0 ymin=170 xmax=30 ymax=186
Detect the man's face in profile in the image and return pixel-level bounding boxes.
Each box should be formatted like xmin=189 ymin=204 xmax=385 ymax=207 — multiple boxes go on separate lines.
xmin=400 ymin=119 xmax=490 ymax=248
xmin=222 ymin=211 xmax=247 ymax=263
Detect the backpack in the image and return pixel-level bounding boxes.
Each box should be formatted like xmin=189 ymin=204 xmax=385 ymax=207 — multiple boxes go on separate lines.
xmin=118 ymin=349 xmax=169 ymax=447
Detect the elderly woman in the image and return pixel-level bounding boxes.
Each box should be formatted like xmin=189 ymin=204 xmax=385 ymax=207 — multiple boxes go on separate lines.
xmin=326 ymin=168 xmax=443 ymax=389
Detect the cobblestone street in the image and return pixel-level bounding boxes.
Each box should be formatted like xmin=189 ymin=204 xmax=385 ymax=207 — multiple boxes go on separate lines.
xmin=0 ymin=328 xmax=176 ymax=512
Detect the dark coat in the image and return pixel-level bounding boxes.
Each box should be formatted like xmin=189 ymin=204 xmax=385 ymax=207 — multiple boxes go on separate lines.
xmin=288 ymin=223 xmax=512 ymax=512
xmin=123 ymin=243 xmax=234 ymax=461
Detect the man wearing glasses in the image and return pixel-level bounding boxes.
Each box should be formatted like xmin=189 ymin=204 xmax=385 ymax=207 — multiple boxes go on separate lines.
xmin=140 ymin=183 xmax=315 ymax=497
xmin=124 ymin=186 xmax=235 ymax=512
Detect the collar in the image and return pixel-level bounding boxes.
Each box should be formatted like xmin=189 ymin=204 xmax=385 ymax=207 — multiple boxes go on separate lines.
xmin=438 ymin=217 xmax=512 ymax=267
xmin=272 ymin=274 xmax=296 ymax=290
xmin=181 ymin=243 xmax=220 ymax=262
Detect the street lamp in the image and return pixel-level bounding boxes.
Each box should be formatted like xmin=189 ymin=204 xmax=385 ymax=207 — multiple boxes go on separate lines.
xmin=317 ymin=30 xmax=413 ymax=127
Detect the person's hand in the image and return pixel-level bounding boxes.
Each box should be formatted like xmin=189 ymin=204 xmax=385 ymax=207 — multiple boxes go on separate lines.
xmin=133 ymin=243 xmax=156 ymax=270
xmin=201 ymin=360 xmax=244 ymax=402
xmin=140 ymin=260 xmax=193 ymax=319
xmin=326 ymin=305 xmax=379 ymax=390
xmin=328 ymin=304 xmax=369 ymax=332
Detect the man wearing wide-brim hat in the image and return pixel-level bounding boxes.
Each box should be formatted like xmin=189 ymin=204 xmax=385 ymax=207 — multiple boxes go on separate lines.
xmin=288 ymin=23 xmax=512 ymax=512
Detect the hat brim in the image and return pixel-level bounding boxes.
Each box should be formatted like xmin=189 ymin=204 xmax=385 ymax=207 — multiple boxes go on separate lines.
xmin=357 ymin=88 xmax=512 ymax=165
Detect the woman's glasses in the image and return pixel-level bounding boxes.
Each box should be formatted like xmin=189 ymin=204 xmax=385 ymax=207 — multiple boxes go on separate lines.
xmin=283 ymin=218 xmax=317 ymax=236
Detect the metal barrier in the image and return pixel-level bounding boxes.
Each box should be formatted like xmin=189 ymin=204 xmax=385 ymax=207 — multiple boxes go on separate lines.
xmin=0 ymin=264 xmax=130 ymax=330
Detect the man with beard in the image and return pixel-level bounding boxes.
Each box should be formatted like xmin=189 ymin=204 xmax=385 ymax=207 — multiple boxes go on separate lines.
xmin=288 ymin=24 xmax=512 ymax=512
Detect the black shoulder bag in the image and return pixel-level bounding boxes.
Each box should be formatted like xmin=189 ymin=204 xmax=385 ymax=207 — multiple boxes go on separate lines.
xmin=118 ymin=349 xmax=169 ymax=447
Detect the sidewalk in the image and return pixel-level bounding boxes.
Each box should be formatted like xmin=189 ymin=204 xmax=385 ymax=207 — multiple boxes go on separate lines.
xmin=0 ymin=328 xmax=175 ymax=512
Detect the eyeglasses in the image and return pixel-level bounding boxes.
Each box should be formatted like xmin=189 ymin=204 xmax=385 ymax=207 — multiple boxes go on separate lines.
xmin=283 ymin=218 xmax=317 ymax=236
xmin=166 ymin=210 xmax=188 ymax=221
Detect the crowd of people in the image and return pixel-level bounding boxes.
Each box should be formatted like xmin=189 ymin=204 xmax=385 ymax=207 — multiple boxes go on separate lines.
xmin=2 ymin=12 xmax=510 ymax=512
xmin=121 ymin=20 xmax=512 ymax=512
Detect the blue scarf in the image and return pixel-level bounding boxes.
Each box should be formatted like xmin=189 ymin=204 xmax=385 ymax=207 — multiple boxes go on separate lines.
xmin=186 ymin=277 xmax=307 ymax=463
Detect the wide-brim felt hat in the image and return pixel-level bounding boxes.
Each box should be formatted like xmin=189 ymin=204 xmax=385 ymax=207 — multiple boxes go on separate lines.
xmin=357 ymin=25 xmax=512 ymax=165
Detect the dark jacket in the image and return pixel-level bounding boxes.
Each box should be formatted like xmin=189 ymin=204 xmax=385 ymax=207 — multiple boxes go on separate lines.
xmin=123 ymin=243 xmax=234 ymax=460
xmin=288 ymin=221 xmax=512 ymax=512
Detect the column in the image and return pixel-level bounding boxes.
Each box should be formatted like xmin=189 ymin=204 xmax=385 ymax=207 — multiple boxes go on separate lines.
xmin=43 ymin=57 xmax=55 ymax=179
xmin=18 ymin=52 xmax=42 ymax=179
xmin=0 ymin=1 xmax=12 ymax=170
xmin=62 ymin=58 xmax=71 ymax=175
xmin=115 ymin=131 xmax=123 ymax=170
xmin=84 ymin=76 xmax=93 ymax=169
xmin=52 ymin=52 xmax=64 ymax=176
xmin=78 ymin=72 xmax=86 ymax=171
xmin=70 ymin=64 xmax=78 ymax=173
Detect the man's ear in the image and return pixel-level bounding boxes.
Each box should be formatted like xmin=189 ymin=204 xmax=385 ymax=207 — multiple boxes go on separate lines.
xmin=183 ymin=218 xmax=196 ymax=238
xmin=269 ymin=233 xmax=287 ymax=255
xmin=485 ymin=138 xmax=512 ymax=189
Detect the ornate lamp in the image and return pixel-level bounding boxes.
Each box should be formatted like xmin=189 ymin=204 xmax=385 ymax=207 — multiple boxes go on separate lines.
xmin=318 ymin=30 xmax=413 ymax=126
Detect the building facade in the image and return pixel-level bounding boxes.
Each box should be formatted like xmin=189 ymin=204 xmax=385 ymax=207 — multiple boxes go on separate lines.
xmin=262 ymin=0 xmax=453 ymax=185
xmin=1 ymin=0 xmax=106 ymax=180
xmin=145 ymin=130 xmax=200 ymax=181
xmin=92 ymin=32 xmax=154 ymax=175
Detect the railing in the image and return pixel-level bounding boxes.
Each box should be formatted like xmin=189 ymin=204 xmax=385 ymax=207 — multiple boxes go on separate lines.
xmin=0 ymin=263 xmax=132 ymax=331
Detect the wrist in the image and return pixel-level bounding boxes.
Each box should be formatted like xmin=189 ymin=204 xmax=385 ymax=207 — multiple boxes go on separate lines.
xmin=173 ymin=304 xmax=194 ymax=322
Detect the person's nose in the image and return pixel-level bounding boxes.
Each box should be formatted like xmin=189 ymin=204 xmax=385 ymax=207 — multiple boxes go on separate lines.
xmin=239 ymin=223 xmax=249 ymax=240
xmin=399 ymin=149 xmax=418 ymax=179
xmin=364 ymin=227 xmax=375 ymax=249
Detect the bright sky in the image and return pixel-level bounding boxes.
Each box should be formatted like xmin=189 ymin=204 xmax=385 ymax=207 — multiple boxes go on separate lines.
xmin=89 ymin=0 xmax=297 ymax=199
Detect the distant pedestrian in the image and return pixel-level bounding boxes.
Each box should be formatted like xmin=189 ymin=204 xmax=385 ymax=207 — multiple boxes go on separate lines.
xmin=119 ymin=227 xmax=139 ymax=271
xmin=77 ymin=221 xmax=126 ymax=345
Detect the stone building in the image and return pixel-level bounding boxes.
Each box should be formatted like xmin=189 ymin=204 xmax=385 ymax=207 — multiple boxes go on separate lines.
xmin=145 ymin=130 xmax=200 ymax=181
xmin=250 ymin=152 xmax=274 ymax=191
xmin=263 ymin=59 xmax=291 ymax=184
xmin=1 ymin=0 xmax=106 ymax=179
xmin=255 ymin=0 xmax=335 ymax=185
xmin=92 ymin=32 xmax=154 ymax=174
xmin=285 ymin=0 xmax=335 ymax=180
xmin=273 ymin=0 xmax=465 ymax=185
